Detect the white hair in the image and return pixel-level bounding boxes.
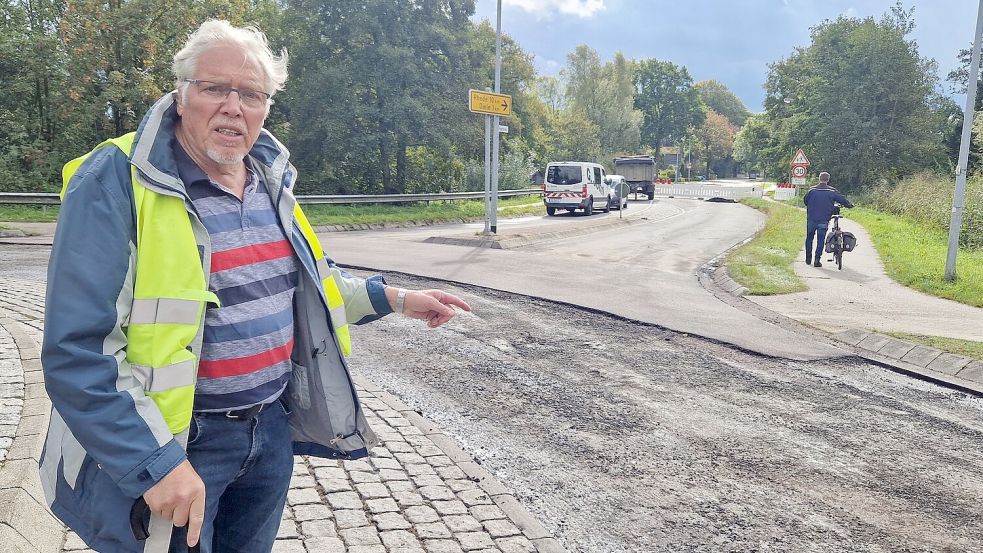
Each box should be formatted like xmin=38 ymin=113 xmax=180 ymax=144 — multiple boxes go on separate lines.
xmin=173 ymin=20 xmax=288 ymax=99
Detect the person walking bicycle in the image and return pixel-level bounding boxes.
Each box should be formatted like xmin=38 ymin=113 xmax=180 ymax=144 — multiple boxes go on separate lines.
xmin=803 ymin=171 xmax=853 ymax=267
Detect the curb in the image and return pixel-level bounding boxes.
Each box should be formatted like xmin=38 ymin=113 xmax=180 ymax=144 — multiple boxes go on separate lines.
xmin=0 ymin=317 xmax=63 ymax=553
xmin=353 ymin=376 xmax=569 ymax=553
xmin=698 ymin=264 xmax=983 ymax=397
xmin=422 ymin=216 xmax=649 ymax=250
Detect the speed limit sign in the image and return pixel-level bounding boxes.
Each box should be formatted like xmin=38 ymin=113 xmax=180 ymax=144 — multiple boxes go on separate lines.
xmin=791 ymin=165 xmax=806 ymax=178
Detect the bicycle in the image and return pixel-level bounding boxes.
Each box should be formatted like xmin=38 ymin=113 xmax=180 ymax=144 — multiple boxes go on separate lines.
xmin=824 ymin=206 xmax=857 ymax=270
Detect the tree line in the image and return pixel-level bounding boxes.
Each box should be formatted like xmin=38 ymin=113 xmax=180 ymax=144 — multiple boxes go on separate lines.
xmin=736 ymin=4 xmax=965 ymax=193
xmin=0 ymin=0 xmax=754 ymax=195
xmin=0 ymin=1 xmax=972 ymax=197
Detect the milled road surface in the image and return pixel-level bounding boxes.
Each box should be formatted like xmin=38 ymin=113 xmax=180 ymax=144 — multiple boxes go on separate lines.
xmin=353 ymin=275 xmax=983 ymax=553
xmin=4 ymin=228 xmax=982 ymax=552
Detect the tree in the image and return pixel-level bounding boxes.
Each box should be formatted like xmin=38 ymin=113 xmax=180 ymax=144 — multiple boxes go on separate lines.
xmin=633 ymin=59 xmax=704 ymax=165
xmin=693 ymin=110 xmax=736 ymax=178
xmin=596 ymin=52 xmax=642 ymax=155
xmin=694 ymin=80 xmax=750 ymax=127
xmin=764 ymin=3 xmax=946 ymax=191
xmin=548 ymin=110 xmax=601 ymax=161
xmin=283 ymin=0 xmax=479 ymax=194
xmin=733 ymin=114 xmax=784 ymax=179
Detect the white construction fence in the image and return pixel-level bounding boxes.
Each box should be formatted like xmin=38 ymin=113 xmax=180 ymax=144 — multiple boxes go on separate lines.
xmin=652 ymin=183 xmax=764 ymax=201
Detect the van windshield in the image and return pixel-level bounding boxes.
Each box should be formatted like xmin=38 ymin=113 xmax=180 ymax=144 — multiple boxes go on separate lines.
xmin=547 ymin=165 xmax=582 ymax=185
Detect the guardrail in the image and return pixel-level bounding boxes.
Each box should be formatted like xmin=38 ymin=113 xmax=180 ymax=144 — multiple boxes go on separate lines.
xmin=0 ymin=188 xmax=543 ymax=206
xmin=653 ymin=184 xmax=763 ymax=201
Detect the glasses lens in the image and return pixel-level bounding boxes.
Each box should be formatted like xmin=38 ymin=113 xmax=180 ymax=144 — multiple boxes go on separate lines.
xmin=238 ymin=89 xmax=265 ymax=107
xmin=200 ymin=84 xmax=230 ymax=99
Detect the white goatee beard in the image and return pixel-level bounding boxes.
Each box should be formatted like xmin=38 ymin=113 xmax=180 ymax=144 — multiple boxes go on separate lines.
xmin=207 ymin=149 xmax=245 ymax=165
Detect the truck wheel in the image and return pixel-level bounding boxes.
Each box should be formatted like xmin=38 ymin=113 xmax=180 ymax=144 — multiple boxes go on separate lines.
xmin=546 ymin=206 xmax=556 ymax=216
xmin=647 ymin=192 xmax=654 ymax=201
xmin=584 ymin=198 xmax=593 ymax=216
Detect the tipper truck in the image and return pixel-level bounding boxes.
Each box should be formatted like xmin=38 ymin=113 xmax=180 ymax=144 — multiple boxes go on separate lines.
xmin=614 ymin=155 xmax=656 ymax=200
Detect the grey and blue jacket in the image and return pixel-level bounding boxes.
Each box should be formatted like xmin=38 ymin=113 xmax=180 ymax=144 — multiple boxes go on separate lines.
xmin=40 ymin=93 xmax=391 ymax=553
xmin=803 ymin=184 xmax=853 ymax=223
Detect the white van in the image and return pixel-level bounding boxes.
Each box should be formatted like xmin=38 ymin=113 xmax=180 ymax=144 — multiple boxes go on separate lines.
xmin=543 ymin=161 xmax=612 ymax=216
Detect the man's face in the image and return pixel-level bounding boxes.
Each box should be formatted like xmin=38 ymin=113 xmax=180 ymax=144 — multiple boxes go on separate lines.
xmin=176 ymin=45 xmax=268 ymax=169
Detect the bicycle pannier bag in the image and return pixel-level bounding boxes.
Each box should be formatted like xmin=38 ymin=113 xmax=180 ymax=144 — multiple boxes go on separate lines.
xmin=841 ymin=231 xmax=857 ymax=252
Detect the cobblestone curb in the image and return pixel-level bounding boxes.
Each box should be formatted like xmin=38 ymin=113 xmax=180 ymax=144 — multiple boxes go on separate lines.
xmin=0 ymin=284 xmax=564 ymax=553
xmin=0 ymin=315 xmax=63 ymax=553
xmin=352 ymin=376 xmax=568 ymax=553
xmin=699 ymin=264 xmax=983 ymax=397
xmin=833 ymin=329 xmax=983 ymax=394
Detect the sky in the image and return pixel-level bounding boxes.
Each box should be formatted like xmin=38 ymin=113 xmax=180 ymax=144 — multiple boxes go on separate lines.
xmin=472 ymin=0 xmax=981 ymax=112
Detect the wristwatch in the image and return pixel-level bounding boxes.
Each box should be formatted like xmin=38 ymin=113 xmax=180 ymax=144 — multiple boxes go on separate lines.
xmin=395 ymin=288 xmax=407 ymax=315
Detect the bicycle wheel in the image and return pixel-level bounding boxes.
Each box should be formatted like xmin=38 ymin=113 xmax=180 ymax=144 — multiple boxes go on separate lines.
xmin=835 ymin=235 xmax=844 ymax=270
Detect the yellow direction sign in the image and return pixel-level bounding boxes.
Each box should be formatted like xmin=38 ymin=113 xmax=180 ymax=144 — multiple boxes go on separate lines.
xmin=469 ymin=89 xmax=512 ymax=116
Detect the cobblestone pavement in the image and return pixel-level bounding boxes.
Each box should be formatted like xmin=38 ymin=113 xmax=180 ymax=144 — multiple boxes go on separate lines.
xmin=0 ymin=277 xmax=564 ymax=553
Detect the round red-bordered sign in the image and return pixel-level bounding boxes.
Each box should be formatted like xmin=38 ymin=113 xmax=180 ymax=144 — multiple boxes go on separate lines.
xmin=791 ymin=165 xmax=806 ymax=178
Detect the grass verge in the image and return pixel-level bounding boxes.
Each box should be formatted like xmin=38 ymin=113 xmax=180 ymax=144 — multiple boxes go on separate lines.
xmin=884 ymin=332 xmax=983 ymax=362
xmin=726 ymin=198 xmax=807 ymax=295
xmin=0 ymin=205 xmax=60 ymax=222
xmin=848 ymin=207 xmax=983 ymax=308
xmin=302 ymin=196 xmax=544 ymax=226
xmin=0 ymin=196 xmax=546 ymax=226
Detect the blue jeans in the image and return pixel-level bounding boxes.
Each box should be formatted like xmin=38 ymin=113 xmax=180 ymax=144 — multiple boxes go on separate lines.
xmin=805 ymin=220 xmax=828 ymax=263
xmin=168 ymin=400 xmax=293 ymax=553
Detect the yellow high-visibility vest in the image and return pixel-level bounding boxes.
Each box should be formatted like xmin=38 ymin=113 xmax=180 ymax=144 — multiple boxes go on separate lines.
xmin=61 ymin=132 xmax=351 ymax=435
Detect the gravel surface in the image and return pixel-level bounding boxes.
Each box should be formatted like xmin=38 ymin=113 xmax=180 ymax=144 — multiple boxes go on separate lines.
xmin=5 ymin=246 xmax=981 ymax=552
xmin=351 ymin=274 xmax=983 ymax=553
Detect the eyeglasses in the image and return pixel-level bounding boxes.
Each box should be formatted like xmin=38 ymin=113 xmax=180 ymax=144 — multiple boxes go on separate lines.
xmin=183 ymin=79 xmax=271 ymax=108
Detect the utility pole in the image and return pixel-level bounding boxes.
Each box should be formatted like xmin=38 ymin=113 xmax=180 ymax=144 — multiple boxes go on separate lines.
xmin=490 ymin=0 xmax=503 ymax=234
xmin=947 ymin=0 xmax=983 ymax=280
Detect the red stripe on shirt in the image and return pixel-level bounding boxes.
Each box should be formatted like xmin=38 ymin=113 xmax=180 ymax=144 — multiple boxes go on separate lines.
xmin=197 ymin=338 xmax=294 ymax=379
xmin=211 ymin=240 xmax=294 ymax=273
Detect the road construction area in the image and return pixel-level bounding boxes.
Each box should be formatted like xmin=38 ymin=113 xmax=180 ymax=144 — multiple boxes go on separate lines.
xmin=351 ymin=273 xmax=983 ymax=553
xmin=2 ymin=195 xmax=982 ymax=552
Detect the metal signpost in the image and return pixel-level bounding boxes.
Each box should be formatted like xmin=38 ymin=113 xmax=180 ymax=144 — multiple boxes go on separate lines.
xmin=790 ymin=148 xmax=810 ymax=187
xmin=466 ymin=2 xmax=511 ymax=234
xmin=946 ymin=1 xmax=983 ymax=280
xmin=615 ymin=182 xmax=631 ymax=220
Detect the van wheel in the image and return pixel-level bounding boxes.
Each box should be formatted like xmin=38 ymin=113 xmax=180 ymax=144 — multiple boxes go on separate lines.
xmin=647 ymin=192 xmax=654 ymax=201
xmin=583 ymin=198 xmax=593 ymax=216
xmin=546 ymin=206 xmax=556 ymax=216
xmin=602 ymin=197 xmax=611 ymax=213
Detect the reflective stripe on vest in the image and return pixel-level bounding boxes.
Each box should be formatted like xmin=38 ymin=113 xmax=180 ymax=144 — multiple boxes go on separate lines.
xmin=293 ymin=204 xmax=352 ymax=356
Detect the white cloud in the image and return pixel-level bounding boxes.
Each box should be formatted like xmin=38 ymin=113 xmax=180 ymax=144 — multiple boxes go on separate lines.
xmin=504 ymin=0 xmax=606 ymax=18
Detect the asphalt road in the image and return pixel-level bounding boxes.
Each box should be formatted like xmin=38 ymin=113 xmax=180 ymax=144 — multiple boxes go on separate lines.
xmin=351 ymin=275 xmax=983 ymax=553
xmin=319 ymin=198 xmax=845 ymax=360
xmin=4 ymin=202 xmax=981 ymax=552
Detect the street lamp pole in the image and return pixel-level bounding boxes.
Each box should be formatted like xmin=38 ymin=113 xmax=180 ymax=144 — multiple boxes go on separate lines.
xmin=946 ymin=0 xmax=983 ymax=280
xmin=489 ymin=0 xmax=503 ymax=233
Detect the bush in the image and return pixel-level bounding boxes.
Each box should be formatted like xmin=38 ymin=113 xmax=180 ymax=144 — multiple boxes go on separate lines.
xmin=461 ymin=151 xmax=534 ymax=192
xmin=865 ymin=172 xmax=983 ymax=250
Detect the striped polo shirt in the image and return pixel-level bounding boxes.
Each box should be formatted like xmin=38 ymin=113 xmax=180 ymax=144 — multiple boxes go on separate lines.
xmin=174 ymin=142 xmax=299 ymax=412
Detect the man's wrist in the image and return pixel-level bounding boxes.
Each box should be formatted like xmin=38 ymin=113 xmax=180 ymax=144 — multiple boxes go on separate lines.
xmin=395 ymin=288 xmax=407 ymax=315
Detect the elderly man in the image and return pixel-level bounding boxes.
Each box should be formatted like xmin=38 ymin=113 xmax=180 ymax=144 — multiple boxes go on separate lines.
xmin=40 ymin=20 xmax=470 ymax=553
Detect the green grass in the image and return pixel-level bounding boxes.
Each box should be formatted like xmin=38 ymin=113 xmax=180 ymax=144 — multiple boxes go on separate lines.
xmin=0 ymin=205 xmax=60 ymax=222
xmin=302 ymin=195 xmax=544 ymax=226
xmin=726 ymin=198 xmax=808 ymax=295
xmin=848 ymin=207 xmax=983 ymax=308
xmin=884 ymin=332 xmax=983 ymax=361
xmin=0 ymin=196 xmax=545 ymax=226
